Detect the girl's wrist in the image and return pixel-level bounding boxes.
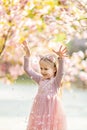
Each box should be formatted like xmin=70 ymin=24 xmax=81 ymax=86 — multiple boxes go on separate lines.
xmin=25 ymin=52 xmax=30 ymax=57
xmin=25 ymin=49 xmax=30 ymax=56
xmin=25 ymin=54 xmax=30 ymax=57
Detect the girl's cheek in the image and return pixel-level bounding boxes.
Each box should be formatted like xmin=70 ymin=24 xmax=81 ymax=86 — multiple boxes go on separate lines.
xmin=48 ymin=70 xmax=52 ymax=74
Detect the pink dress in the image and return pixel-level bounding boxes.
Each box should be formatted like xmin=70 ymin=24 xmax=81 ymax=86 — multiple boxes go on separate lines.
xmin=24 ymin=56 xmax=67 ymax=130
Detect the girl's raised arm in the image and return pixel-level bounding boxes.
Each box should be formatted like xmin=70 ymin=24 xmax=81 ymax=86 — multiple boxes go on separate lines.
xmin=22 ymin=41 xmax=42 ymax=84
xmin=53 ymin=45 xmax=67 ymax=87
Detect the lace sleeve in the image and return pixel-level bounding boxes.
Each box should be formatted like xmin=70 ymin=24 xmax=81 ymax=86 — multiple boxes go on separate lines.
xmin=54 ymin=58 xmax=64 ymax=88
xmin=24 ymin=56 xmax=42 ymax=84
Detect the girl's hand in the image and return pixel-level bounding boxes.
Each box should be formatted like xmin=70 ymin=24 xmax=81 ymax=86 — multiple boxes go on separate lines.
xmin=22 ymin=41 xmax=30 ymax=56
xmin=52 ymin=45 xmax=68 ymax=58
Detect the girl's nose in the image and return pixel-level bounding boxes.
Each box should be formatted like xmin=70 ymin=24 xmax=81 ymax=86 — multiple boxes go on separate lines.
xmin=41 ymin=70 xmax=44 ymax=73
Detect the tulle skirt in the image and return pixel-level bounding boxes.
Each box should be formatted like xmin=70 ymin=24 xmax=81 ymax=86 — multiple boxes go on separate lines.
xmin=26 ymin=94 xmax=67 ymax=130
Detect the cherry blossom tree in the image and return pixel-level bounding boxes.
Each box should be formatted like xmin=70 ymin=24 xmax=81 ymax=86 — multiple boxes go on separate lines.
xmin=0 ymin=0 xmax=87 ymax=86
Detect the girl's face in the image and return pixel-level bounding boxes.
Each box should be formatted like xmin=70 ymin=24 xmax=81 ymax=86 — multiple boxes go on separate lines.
xmin=39 ymin=60 xmax=56 ymax=79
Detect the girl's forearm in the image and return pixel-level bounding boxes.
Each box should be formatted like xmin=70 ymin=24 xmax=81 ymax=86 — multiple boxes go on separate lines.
xmin=24 ymin=56 xmax=41 ymax=83
xmin=54 ymin=58 xmax=64 ymax=87
xmin=57 ymin=58 xmax=64 ymax=80
xmin=24 ymin=56 xmax=29 ymax=72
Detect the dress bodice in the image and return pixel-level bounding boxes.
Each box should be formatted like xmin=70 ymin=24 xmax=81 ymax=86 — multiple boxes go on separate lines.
xmin=37 ymin=78 xmax=57 ymax=96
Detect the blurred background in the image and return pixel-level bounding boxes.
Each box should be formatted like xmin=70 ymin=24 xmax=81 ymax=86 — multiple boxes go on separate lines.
xmin=0 ymin=0 xmax=87 ymax=130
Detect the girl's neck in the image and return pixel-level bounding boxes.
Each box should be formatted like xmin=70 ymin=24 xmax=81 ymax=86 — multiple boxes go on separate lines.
xmin=42 ymin=76 xmax=54 ymax=81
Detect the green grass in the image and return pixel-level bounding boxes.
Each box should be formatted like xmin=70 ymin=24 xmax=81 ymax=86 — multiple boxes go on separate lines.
xmin=15 ymin=74 xmax=36 ymax=86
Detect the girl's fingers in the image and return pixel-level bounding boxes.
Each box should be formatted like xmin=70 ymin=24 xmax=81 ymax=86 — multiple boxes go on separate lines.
xmin=21 ymin=43 xmax=26 ymax=49
xmin=61 ymin=47 xmax=67 ymax=52
xmin=62 ymin=49 xmax=67 ymax=54
xmin=22 ymin=42 xmax=27 ymax=47
xmin=52 ymin=49 xmax=57 ymax=54
xmin=21 ymin=43 xmax=28 ymax=52
xmin=20 ymin=43 xmax=24 ymax=49
xmin=59 ymin=46 xmax=67 ymax=54
xmin=59 ymin=45 xmax=62 ymax=51
xmin=62 ymin=47 xmax=67 ymax=51
xmin=63 ymin=49 xmax=67 ymax=53
xmin=52 ymin=46 xmax=68 ymax=57
xmin=60 ymin=47 xmax=68 ymax=54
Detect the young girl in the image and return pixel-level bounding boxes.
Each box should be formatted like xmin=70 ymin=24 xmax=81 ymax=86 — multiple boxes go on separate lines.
xmin=22 ymin=41 xmax=67 ymax=130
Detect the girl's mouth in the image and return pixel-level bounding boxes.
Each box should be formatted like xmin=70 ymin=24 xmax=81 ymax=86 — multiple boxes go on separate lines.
xmin=42 ymin=74 xmax=47 ymax=76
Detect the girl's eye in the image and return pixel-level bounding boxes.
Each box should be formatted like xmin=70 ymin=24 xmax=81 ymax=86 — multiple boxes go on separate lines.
xmin=40 ymin=67 xmax=48 ymax=70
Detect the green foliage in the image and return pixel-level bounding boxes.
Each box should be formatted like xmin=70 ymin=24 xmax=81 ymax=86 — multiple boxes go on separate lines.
xmin=16 ymin=74 xmax=36 ymax=85
xmin=54 ymin=33 xmax=66 ymax=42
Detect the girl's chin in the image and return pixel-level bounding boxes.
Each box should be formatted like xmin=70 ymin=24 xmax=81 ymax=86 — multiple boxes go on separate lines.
xmin=43 ymin=76 xmax=51 ymax=80
xmin=42 ymin=74 xmax=52 ymax=79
